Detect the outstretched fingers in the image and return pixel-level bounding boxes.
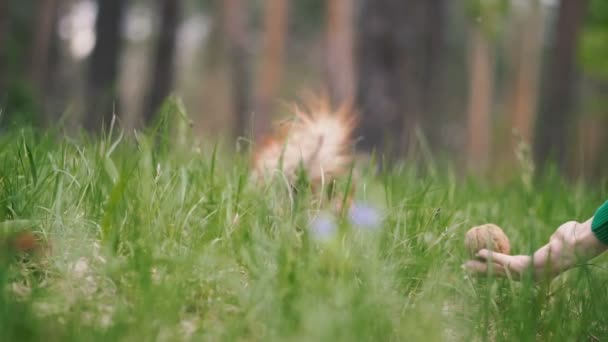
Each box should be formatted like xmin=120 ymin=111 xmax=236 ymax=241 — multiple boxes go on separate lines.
xmin=476 ymin=249 xmax=512 ymax=265
xmin=464 ymin=260 xmax=508 ymax=277
xmin=474 ymin=249 xmax=533 ymax=279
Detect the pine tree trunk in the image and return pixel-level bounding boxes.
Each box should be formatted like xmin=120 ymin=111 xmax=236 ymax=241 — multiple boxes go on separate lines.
xmin=142 ymin=0 xmax=181 ymax=125
xmin=85 ymin=0 xmax=127 ymax=131
xmin=41 ymin=0 xmax=64 ymax=125
xmin=534 ymin=0 xmax=588 ymax=172
xmin=420 ymin=0 xmax=446 ymax=150
xmin=326 ymin=0 xmax=355 ymax=105
xmin=466 ymin=28 xmax=494 ymax=173
xmin=0 ymin=0 xmax=8 ymax=93
xmin=254 ymin=0 xmax=288 ymax=139
xmin=575 ymin=113 xmax=603 ymax=179
xmin=223 ymin=0 xmax=252 ymax=140
xmin=29 ymin=0 xmax=57 ymax=92
xmin=508 ymin=1 xmax=543 ymax=148
xmin=356 ymin=0 xmax=412 ymax=157
xmin=43 ymin=12 xmax=63 ymax=126
xmin=355 ymin=0 xmax=427 ymax=157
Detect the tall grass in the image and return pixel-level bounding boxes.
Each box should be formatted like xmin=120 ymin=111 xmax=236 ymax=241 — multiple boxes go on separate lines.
xmin=0 ymin=117 xmax=607 ymax=341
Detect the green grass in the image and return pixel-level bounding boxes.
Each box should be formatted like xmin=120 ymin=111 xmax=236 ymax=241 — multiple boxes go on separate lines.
xmin=0 ymin=123 xmax=607 ymax=341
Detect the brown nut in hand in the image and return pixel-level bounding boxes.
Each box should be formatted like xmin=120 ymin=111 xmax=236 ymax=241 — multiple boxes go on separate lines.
xmin=464 ymin=224 xmax=510 ymax=256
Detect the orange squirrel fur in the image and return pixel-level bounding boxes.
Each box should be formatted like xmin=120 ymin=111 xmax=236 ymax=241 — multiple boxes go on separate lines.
xmin=251 ymin=97 xmax=357 ymax=209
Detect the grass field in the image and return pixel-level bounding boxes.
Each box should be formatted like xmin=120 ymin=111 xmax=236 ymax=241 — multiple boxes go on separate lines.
xmin=1 ymin=122 xmax=607 ymax=341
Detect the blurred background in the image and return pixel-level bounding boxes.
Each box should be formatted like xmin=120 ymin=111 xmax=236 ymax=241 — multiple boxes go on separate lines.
xmin=0 ymin=0 xmax=606 ymax=179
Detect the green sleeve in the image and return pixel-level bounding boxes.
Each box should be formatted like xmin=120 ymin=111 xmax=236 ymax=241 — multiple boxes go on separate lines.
xmin=592 ymin=201 xmax=608 ymax=245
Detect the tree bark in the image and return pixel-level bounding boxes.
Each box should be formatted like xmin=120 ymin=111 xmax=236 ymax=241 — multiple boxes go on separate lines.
xmin=507 ymin=1 xmax=543 ymax=149
xmin=29 ymin=0 xmax=64 ymax=126
xmin=254 ymin=0 xmax=288 ymax=139
xmin=420 ymin=0 xmax=446 ymax=150
xmin=534 ymin=0 xmax=588 ymax=172
xmin=575 ymin=113 xmax=603 ymax=179
xmin=85 ymin=0 xmax=127 ymax=132
xmin=0 ymin=0 xmax=8 ymax=93
xmin=325 ymin=0 xmax=355 ymax=105
xmin=223 ymin=0 xmax=252 ymax=140
xmin=142 ymin=0 xmax=181 ymax=125
xmin=29 ymin=0 xmax=57 ymax=92
xmin=466 ymin=28 xmax=494 ymax=173
xmin=355 ymin=0 xmax=424 ymax=157
xmin=42 ymin=0 xmax=64 ymax=125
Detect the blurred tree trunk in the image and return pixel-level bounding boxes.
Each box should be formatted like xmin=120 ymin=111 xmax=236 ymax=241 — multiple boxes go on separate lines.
xmin=507 ymin=1 xmax=543 ymax=150
xmin=534 ymin=0 xmax=588 ymax=172
xmin=356 ymin=0 xmax=432 ymax=157
xmin=29 ymin=0 xmax=57 ymax=93
xmin=223 ymin=0 xmax=252 ymax=140
xmin=41 ymin=0 xmax=64 ymax=125
xmin=325 ymin=0 xmax=355 ymax=105
xmin=465 ymin=28 xmax=494 ymax=173
xmin=420 ymin=0 xmax=446 ymax=150
xmin=0 ymin=1 xmax=39 ymax=125
xmin=575 ymin=113 xmax=604 ymax=180
xmin=43 ymin=7 xmax=64 ymax=126
xmin=254 ymin=0 xmax=288 ymax=139
xmin=29 ymin=0 xmax=63 ymax=126
xmin=85 ymin=0 xmax=127 ymax=132
xmin=142 ymin=0 xmax=181 ymax=125
xmin=356 ymin=0 xmax=414 ymax=158
xmin=0 ymin=0 xmax=8 ymax=93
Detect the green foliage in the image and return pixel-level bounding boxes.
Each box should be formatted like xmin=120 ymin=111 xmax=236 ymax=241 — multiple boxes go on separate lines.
xmin=580 ymin=0 xmax=608 ymax=78
xmin=0 ymin=118 xmax=606 ymax=340
xmin=465 ymin=0 xmax=510 ymax=39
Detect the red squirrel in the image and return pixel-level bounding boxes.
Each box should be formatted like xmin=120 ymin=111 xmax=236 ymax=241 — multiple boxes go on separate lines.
xmin=251 ymin=96 xmax=358 ymax=211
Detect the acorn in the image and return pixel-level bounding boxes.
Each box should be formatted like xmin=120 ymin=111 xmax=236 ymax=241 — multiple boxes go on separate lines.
xmin=464 ymin=224 xmax=510 ymax=256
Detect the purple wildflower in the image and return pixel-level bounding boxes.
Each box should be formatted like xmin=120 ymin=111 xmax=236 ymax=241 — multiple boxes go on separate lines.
xmin=310 ymin=211 xmax=337 ymax=240
xmin=348 ymin=202 xmax=382 ymax=230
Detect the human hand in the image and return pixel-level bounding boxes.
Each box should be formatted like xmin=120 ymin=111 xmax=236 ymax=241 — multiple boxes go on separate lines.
xmin=465 ymin=219 xmax=608 ymax=280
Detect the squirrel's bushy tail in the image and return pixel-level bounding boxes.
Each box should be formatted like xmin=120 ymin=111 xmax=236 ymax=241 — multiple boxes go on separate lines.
xmin=251 ymin=96 xmax=357 ymax=208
